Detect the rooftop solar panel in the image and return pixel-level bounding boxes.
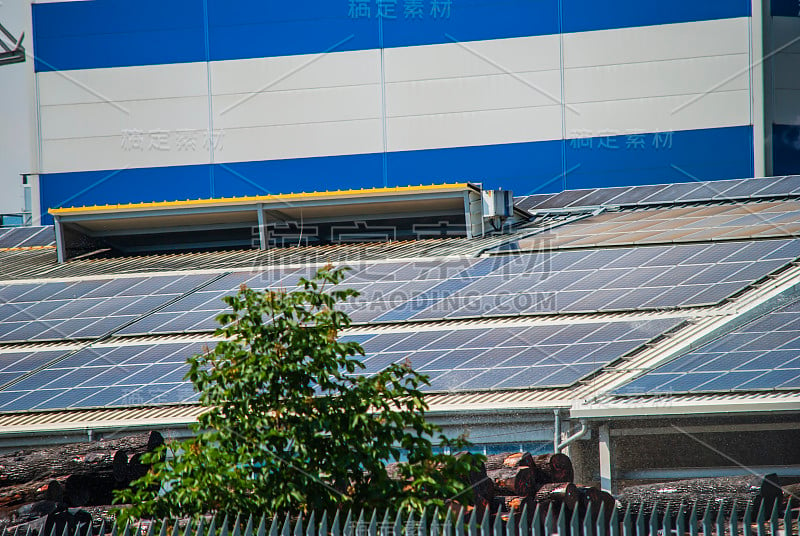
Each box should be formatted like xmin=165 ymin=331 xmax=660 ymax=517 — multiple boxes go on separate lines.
xmin=0 ymin=226 xmax=56 ymax=249
xmin=615 ymin=298 xmax=800 ymax=396
xmin=0 ymin=273 xmax=218 ymax=342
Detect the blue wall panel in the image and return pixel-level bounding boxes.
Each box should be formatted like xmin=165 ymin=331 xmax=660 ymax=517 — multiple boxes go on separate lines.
xmin=39 ymin=126 xmax=755 ymax=224
xmin=772 ymin=0 xmax=800 ymax=17
xmin=564 ymin=125 xmax=754 ymax=191
xmin=33 ymin=0 xmax=751 ymax=71
xmin=32 ymin=0 xmax=206 ymax=71
xmin=773 ymin=124 xmax=800 ymax=175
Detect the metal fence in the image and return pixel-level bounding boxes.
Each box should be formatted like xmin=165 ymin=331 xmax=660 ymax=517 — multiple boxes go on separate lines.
xmin=76 ymin=500 xmax=799 ymax=536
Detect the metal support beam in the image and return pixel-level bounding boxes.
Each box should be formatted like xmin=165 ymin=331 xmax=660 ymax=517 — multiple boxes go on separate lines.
xmin=53 ymin=216 xmax=66 ymax=264
xmin=463 ymin=192 xmax=473 ymax=239
xmin=256 ymin=204 xmax=267 ymax=250
xmin=599 ymin=423 xmax=612 ymax=492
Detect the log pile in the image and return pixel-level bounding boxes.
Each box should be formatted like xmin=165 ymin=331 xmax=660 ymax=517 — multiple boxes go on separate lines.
xmin=0 ymin=431 xmax=163 ymax=532
xmin=618 ymin=474 xmax=784 ymax=517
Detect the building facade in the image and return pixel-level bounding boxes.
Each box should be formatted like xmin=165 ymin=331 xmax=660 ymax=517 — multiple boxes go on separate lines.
xmin=24 ymin=0 xmax=799 ymax=223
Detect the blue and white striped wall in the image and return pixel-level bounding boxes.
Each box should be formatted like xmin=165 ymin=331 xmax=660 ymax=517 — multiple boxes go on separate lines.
xmin=32 ymin=0 xmax=765 ymax=221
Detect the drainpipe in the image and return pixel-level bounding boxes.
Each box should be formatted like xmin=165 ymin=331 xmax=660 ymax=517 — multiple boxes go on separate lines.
xmin=553 ymin=409 xmax=561 ymax=452
xmin=555 ymin=416 xmax=589 ymax=453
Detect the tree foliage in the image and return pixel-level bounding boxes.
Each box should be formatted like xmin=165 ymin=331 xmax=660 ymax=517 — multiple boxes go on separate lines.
xmin=115 ymin=266 xmax=482 ymax=519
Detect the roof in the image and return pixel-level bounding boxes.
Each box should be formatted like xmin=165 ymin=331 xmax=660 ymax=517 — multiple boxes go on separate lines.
xmin=49 ymin=183 xmax=477 ymax=216
xmin=3 ymin=177 xmax=800 ymax=433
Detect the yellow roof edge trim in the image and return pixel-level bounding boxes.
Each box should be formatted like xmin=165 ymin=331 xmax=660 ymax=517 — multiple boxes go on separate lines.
xmin=49 ymin=183 xmax=476 ymax=215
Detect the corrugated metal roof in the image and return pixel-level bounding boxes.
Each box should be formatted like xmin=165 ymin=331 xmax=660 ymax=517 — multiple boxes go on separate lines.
xmin=0 ymin=404 xmax=205 ymax=434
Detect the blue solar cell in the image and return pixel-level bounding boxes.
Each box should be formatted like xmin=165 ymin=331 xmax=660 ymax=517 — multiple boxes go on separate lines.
xmin=69 ymin=316 xmax=133 ymax=338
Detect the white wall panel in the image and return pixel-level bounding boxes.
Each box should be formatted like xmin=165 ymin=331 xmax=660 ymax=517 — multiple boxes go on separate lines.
xmin=565 ymin=55 xmax=749 ymax=104
xmin=210 ymin=49 xmax=381 ymax=95
xmin=386 ymin=71 xmax=562 ymax=116
xmin=214 ymin=120 xmax=385 ymax=164
xmin=41 ymin=97 xmax=209 ymax=140
xmin=564 ymin=91 xmax=751 ymax=136
xmin=213 ymin=85 xmax=381 ymax=130
xmin=37 ymin=63 xmax=208 ymax=106
xmin=384 ymin=35 xmax=560 ymax=82
xmin=41 ymin=132 xmax=210 ymax=174
xmin=563 ymin=18 xmax=750 ymax=68
xmin=564 ymin=17 xmax=752 ymax=136
xmin=388 ymin=107 xmax=562 ymax=152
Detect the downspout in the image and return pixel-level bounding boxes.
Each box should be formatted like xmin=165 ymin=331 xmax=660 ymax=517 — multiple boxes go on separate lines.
xmin=555 ymin=413 xmax=589 ymax=453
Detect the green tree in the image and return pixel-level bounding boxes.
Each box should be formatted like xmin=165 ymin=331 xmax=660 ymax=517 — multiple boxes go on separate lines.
xmin=115 ymin=266 xmax=482 ymax=519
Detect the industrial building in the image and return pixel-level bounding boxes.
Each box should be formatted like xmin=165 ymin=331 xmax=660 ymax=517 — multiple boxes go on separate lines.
xmin=15 ymin=0 xmax=800 ymax=222
xmin=0 ymin=178 xmax=799 ymax=491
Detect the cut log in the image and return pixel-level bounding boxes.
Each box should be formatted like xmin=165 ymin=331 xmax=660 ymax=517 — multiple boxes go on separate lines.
xmin=487 ymin=466 xmax=536 ymax=496
xmin=484 ymin=452 xmax=534 ymax=472
xmin=0 ymin=478 xmax=66 ymax=508
xmin=577 ymin=485 xmax=603 ymax=512
xmin=64 ymin=473 xmax=118 ymax=507
xmin=454 ymin=452 xmax=493 ymax=504
xmin=534 ymin=482 xmax=579 ymax=511
xmin=499 ymin=495 xmax=535 ymax=514
xmin=618 ymin=474 xmax=782 ymax=517
xmin=0 ymin=431 xmax=164 ymax=487
xmin=531 ymin=453 xmax=574 ymax=484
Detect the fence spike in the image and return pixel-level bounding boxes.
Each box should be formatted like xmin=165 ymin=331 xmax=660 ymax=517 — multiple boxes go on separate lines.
xmin=368 ymin=509 xmax=376 ymax=536
xmin=715 ymin=501 xmax=726 ymax=536
xmin=609 ymin=503 xmax=620 ymax=536
xmin=781 ymin=501 xmax=793 ymax=536
xmin=443 ymin=507 xmax=455 ymax=536
xmin=506 ymin=507 xmax=516 ymax=536
xmin=306 ymin=512 xmax=316 ymax=536
xmin=24 ymin=524 xmax=32 ymax=536
xmin=220 ymin=515 xmax=230 ymax=536
xmin=244 ymin=515 xmax=254 ymax=536
xmin=256 ymin=515 xmax=267 ymax=536
xmin=48 ymin=520 xmax=57 ymax=536
xmin=98 ymin=521 xmax=108 ymax=536
xmin=556 ymin=504 xmax=566 ymax=536
xmin=407 ymin=510 xmax=416 ymax=536
xmin=380 ymin=510 xmax=392 ymax=536
xmin=675 ymin=502 xmax=687 ymax=536
xmin=479 ymin=505 xmax=489 ymax=536
xmin=344 ymin=511 xmax=355 ymax=536
xmin=430 ymin=508 xmax=441 ymax=536
xmin=318 ymin=512 xmax=328 ymax=536
xmin=649 ymin=501 xmax=659 ymax=536
xmin=662 ymin=502 xmax=673 ymax=536
xmin=634 ymin=502 xmax=645 ymax=536
xmin=392 ymin=509 xmax=402 ymax=536
xmin=689 ymin=502 xmax=699 ymax=536
xmin=208 ymin=515 xmax=219 ymax=536
xmin=184 ymin=519 xmax=195 ymax=536
xmin=621 ymin=504 xmax=632 ymax=536
xmin=122 ymin=522 xmax=132 ymax=536
xmin=729 ymin=501 xmax=739 ymax=536
xmin=419 ymin=509 xmax=428 ymax=536
xmin=743 ymin=501 xmax=754 ymax=536
xmin=756 ymin=500 xmax=766 ymax=536
xmin=492 ymin=504 xmax=502 ymax=536
xmin=569 ymin=504 xmax=580 ymax=536
xmin=543 ymin=505 xmax=554 ymax=536
xmin=597 ymin=500 xmax=607 ymax=536
xmin=197 ymin=518 xmax=207 ymax=536
xmin=467 ymin=508 xmax=477 ymax=536
xmin=531 ymin=504 xmax=543 ymax=536
xmin=61 ymin=519 xmax=72 ymax=536
xmin=294 ymin=513 xmax=303 ymax=536
xmin=584 ymin=501 xmax=595 ymax=536
xmin=331 ymin=511 xmax=341 ymax=536
xmin=172 ymin=519 xmax=181 ymax=536
xmin=769 ymin=499 xmax=780 ymax=536
xmin=281 ymin=513 xmax=292 ymax=536
xmin=518 ymin=503 xmax=529 ymax=536
xmin=454 ymin=507 xmax=464 ymax=536
xmin=701 ymin=502 xmax=713 ymax=536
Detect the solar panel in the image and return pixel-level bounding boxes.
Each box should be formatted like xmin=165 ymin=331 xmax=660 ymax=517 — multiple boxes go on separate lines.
xmin=0 ymin=342 xmax=205 ymax=411
xmin=615 ymin=298 xmax=800 ymax=395
xmin=0 ymin=273 xmax=217 ymax=342
xmin=0 ymin=226 xmax=56 ymax=249
xmin=114 ymin=239 xmax=800 ymax=335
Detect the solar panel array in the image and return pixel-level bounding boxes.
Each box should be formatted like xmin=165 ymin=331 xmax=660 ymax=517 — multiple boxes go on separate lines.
xmin=511 ymin=202 xmax=800 ymax=251
xmin=521 ymin=175 xmax=800 ymax=212
xmin=113 ymin=239 xmax=800 ymax=335
xmin=0 ymin=342 xmax=204 ymax=411
xmin=615 ymin=299 xmax=800 ymax=395
xmin=0 ymin=226 xmax=55 ymax=249
xmin=0 ymin=317 xmax=683 ymax=411
xmin=0 ymin=274 xmax=216 ymax=342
